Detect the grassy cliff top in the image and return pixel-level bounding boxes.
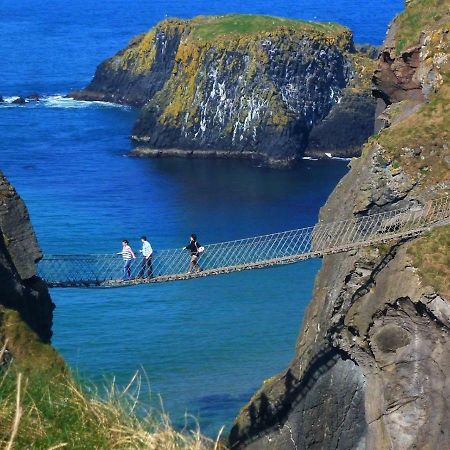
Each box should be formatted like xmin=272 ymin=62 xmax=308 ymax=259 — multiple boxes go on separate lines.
xmin=408 ymin=223 xmax=450 ymax=299
xmin=377 ymin=73 xmax=450 ymax=189
xmin=394 ymin=0 xmax=450 ymax=54
xmin=186 ymin=14 xmax=348 ymax=41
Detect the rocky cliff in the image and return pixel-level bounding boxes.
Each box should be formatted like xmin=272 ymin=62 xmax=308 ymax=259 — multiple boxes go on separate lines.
xmin=0 ymin=171 xmax=55 ymax=367
xmin=72 ymin=15 xmax=375 ymax=166
xmin=230 ymin=1 xmax=450 ymax=448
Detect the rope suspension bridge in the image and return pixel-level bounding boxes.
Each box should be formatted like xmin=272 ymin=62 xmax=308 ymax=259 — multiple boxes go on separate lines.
xmin=38 ymin=196 xmax=450 ymax=288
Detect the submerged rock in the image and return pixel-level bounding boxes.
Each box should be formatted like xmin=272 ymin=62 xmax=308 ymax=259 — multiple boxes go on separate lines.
xmin=72 ymin=15 xmax=375 ymax=166
xmin=26 ymin=92 xmax=41 ymax=101
xmin=12 ymin=96 xmax=26 ymax=104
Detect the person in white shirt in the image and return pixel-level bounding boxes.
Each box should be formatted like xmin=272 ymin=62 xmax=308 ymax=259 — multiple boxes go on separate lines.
xmin=139 ymin=235 xmax=153 ymax=278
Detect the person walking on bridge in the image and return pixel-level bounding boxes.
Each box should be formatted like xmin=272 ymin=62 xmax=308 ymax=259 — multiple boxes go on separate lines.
xmin=185 ymin=233 xmax=203 ymax=274
xmin=139 ymin=235 xmax=153 ymax=279
xmin=117 ymin=240 xmax=136 ymax=280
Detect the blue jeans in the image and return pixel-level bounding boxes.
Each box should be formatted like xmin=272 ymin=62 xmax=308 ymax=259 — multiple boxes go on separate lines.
xmin=123 ymin=259 xmax=132 ymax=280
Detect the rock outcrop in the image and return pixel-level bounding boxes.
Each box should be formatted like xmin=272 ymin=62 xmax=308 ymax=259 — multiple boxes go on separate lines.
xmin=304 ymin=91 xmax=376 ymax=158
xmin=0 ymin=171 xmax=54 ymax=346
xmin=72 ymin=15 xmax=375 ymax=166
xmin=230 ymin=1 xmax=450 ymax=448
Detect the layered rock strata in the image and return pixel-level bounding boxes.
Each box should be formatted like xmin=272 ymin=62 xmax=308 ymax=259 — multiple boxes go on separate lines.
xmin=72 ymin=15 xmax=375 ymax=166
xmin=230 ymin=1 xmax=450 ymax=448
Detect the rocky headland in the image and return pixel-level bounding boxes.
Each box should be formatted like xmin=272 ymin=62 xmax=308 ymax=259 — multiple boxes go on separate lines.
xmin=230 ymin=0 xmax=450 ymax=448
xmin=0 ymin=170 xmax=66 ymax=404
xmin=71 ymin=14 xmax=376 ymax=166
xmin=0 ymin=172 xmax=54 ymax=347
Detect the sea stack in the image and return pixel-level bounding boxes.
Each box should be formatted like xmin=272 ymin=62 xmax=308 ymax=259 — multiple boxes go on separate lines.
xmin=71 ymin=15 xmax=376 ymax=166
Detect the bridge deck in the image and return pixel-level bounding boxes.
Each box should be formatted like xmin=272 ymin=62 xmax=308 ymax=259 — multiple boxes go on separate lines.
xmin=38 ymin=196 xmax=450 ymax=288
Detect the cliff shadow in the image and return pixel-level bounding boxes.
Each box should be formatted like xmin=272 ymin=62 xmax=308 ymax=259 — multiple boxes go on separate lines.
xmin=229 ymin=345 xmax=349 ymax=448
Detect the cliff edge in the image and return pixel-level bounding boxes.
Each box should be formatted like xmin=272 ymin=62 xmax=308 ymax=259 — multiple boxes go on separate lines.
xmin=72 ymin=15 xmax=376 ymax=166
xmin=0 ymin=171 xmax=55 ymax=366
xmin=230 ymin=1 xmax=450 ymax=448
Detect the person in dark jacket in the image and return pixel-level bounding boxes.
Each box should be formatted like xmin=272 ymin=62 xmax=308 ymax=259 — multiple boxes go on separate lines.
xmin=185 ymin=233 xmax=202 ymax=273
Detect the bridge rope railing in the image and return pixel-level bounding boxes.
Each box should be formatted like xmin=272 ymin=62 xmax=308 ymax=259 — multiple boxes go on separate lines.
xmin=38 ymin=195 xmax=450 ymax=287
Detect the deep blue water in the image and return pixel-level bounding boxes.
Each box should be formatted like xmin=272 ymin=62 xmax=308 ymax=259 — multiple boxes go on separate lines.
xmin=1 ymin=0 xmax=403 ymax=436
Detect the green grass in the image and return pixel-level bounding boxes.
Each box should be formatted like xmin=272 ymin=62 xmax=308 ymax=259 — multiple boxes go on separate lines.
xmin=0 ymin=366 xmax=219 ymax=449
xmin=377 ymin=73 xmax=450 ymax=188
xmin=395 ymin=0 xmax=450 ymax=54
xmin=0 ymin=308 xmax=221 ymax=449
xmin=188 ymin=14 xmax=346 ymax=41
xmin=408 ymin=224 xmax=450 ymax=299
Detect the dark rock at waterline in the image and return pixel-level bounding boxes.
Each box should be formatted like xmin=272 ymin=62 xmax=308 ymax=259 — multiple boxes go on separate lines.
xmin=12 ymin=96 xmax=26 ymax=104
xmin=305 ymin=91 xmax=376 ymax=158
xmin=0 ymin=96 xmax=4 ymax=103
xmin=26 ymin=93 xmax=41 ymax=101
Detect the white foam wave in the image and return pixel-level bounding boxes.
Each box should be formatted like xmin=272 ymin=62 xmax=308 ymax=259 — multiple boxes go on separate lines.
xmin=324 ymin=152 xmax=351 ymax=161
xmin=1 ymin=94 xmax=130 ymax=109
xmin=3 ymin=96 xmax=18 ymax=103
xmin=302 ymin=156 xmax=318 ymax=161
xmin=42 ymin=95 xmax=130 ymax=109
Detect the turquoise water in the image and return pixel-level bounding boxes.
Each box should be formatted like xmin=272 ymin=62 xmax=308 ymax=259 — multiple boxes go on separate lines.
xmin=1 ymin=0 xmax=403 ymax=435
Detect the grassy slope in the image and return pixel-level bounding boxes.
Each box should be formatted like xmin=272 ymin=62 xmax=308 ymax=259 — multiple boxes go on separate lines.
xmin=0 ymin=368 xmax=215 ymax=449
xmin=375 ymin=1 xmax=450 ymax=295
xmin=0 ymin=308 xmax=217 ymax=449
xmin=378 ymin=74 xmax=450 ymax=189
xmin=408 ymin=224 xmax=450 ymax=299
xmin=395 ymin=0 xmax=450 ymax=54
xmin=188 ymin=14 xmax=346 ymax=41
xmin=117 ymin=13 xmax=353 ymax=76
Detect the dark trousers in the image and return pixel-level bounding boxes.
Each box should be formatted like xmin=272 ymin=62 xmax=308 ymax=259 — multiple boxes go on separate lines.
xmin=139 ymin=257 xmax=153 ymax=278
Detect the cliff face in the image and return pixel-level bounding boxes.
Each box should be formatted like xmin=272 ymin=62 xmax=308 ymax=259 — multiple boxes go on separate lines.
xmin=230 ymin=1 xmax=450 ymax=449
xmin=0 ymin=171 xmax=54 ymax=350
xmin=72 ymin=15 xmax=375 ymax=166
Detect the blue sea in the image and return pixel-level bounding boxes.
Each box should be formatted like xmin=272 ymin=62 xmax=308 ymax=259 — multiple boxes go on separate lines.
xmin=1 ymin=0 xmax=403 ymax=436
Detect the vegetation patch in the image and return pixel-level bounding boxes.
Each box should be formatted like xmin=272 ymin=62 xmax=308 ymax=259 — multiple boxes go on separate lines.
xmin=408 ymin=224 xmax=450 ymax=299
xmin=345 ymin=52 xmax=377 ymax=92
xmin=0 ymin=367 xmax=220 ymax=449
xmin=0 ymin=308 xmax=220 ymax=449
xmin=188 ymin=14 xmax=347 ymax=43
xmin=395 ymin=0 xmax=450 ymax=54
xmin=377 ymin=74 xmax=450 ymax=189
xmin=0 ymin=307 xmax=65 ymax=375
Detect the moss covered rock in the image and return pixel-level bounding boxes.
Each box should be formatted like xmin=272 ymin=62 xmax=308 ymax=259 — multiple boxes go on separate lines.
xmin=72 ymin=15 xmax=376 ymax=166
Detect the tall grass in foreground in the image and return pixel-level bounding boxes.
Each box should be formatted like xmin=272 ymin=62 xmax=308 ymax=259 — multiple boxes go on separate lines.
xmin=0 ymin=346 xmax=224 ymax=450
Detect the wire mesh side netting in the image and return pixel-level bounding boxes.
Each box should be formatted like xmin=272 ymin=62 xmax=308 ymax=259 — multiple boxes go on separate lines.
xmin=38 ymin=195 xmax=450 ymax=287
